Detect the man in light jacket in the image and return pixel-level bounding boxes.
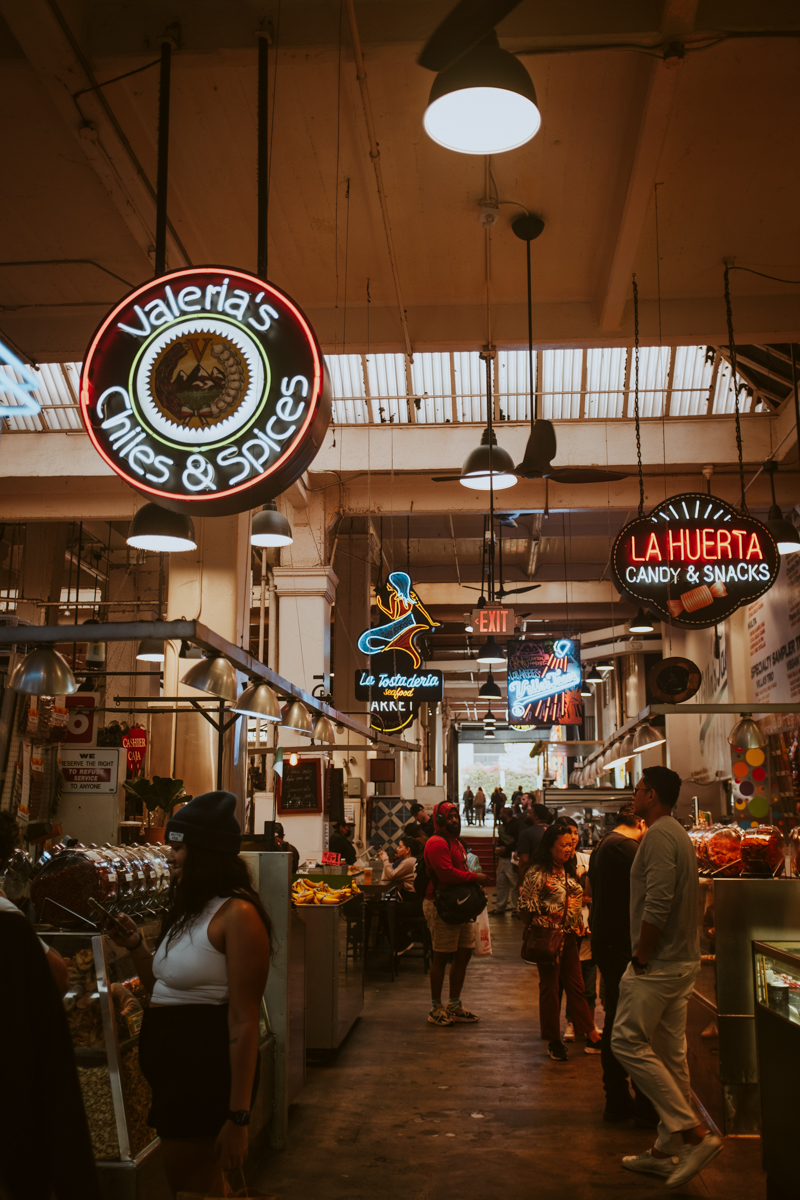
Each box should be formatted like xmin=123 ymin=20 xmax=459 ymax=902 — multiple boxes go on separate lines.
xmin=612 ymin=766 xmax=722 ymax=1189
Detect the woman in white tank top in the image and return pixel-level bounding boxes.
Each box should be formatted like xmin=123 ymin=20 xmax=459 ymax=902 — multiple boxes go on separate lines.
xmin=112 ymin=791 xmax=271 ymax=1198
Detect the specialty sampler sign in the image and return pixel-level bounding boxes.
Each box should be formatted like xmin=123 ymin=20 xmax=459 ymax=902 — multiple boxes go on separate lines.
xmin=612 ymin=493 xmax=779 ymax=628
xmin=355 ymin=571 xmax=443 ymax=733
xmin=507 ymin=638 xmax=583 ymax=727
xmin=80 ymin=267 xmax=331 ymax=516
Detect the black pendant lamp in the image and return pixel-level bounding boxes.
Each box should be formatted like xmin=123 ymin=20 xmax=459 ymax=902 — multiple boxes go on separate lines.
xmin=585 ymin=663 xmax=603 ymax=685
xmin=250 ymin=501 xmax=293 ymax=548
xmin=477 ymin=637 xmax=505 ymax=665
xmin=128 ymin=503 xmax=196 ymax=552
xmin=478 ymin=670 xmax=502 ymax=699
xmin=765 ymin=462 xmax=800 ymax=555
xmin=629 ymin=607 xmax=654 ymax=634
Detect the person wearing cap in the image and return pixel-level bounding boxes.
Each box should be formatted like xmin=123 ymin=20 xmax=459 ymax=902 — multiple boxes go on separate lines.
xmin=328 ymin=819 xmax=357 ymax=865
xmin=422 ymin=801 xmax=490 ymax=1027
xmin=273 ymin=823 xmax=299 ymax=872
xmin=110 ymin=791 xmax=272 ymax=1197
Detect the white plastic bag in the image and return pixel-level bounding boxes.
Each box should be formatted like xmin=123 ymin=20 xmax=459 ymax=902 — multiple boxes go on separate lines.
xmin=473 ymin=907 xmax=492 ymax=957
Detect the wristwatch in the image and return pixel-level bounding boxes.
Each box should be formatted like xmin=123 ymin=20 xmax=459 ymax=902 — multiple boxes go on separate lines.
xmin=227 ymin=1110 xmax=251 ymax=1127
xmin=631 ymin=955 xmax=648 ymax=971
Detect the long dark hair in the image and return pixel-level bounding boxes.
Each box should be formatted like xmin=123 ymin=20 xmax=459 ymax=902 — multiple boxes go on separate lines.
xmin=399 ymin=835 xmax=422 ymax=860
xmin=159 ymin=846 xmax=274 ymax=951
xmin=530 ymin=823 xmax=579 ymax=880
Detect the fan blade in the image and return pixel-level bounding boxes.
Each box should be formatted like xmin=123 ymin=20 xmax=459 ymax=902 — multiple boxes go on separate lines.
xmin=417 ymin=0 xmax=523 ymax=72
xmin=516 ymin=419 xmax=558 ymax=478
xmin=548 ymin=468 xmax=629 ymax=484
xmin=497 ymin=584 xmax=542 ymax=597
xmin=431 ymin=475 xmax=462 ymax=482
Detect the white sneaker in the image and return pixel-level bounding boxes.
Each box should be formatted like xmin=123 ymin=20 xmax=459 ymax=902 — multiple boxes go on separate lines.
xmin=622 ymin=1151 xmax=678 ymax=1177
xmin=666 ymin=1134 xmax=723 ymax=1189
xmin=563 ymin=1022 xmax=575 ymax=1042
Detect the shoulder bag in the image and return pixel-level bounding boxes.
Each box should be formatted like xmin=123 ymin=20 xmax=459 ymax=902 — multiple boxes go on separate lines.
xmin=521 ymin=869 xmax=570 ymax=965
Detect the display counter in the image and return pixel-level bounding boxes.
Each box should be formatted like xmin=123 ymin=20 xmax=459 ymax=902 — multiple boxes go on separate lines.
xmin=753 ymin=941 xmax=800 ymax=1199
xmin=296 ymin=894 xmax=364 ymax=1051
xmin=686 ymin=877 xmax=800 ymax=1135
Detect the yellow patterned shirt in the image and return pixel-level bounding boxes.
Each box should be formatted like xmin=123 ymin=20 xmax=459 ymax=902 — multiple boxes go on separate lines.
xmin=519 ymin=866 xmax=585 ymax=932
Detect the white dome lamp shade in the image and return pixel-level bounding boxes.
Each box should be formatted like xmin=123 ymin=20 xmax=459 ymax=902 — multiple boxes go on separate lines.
xmin=459 ymin=426 xmax=517 ymax=491
xmin=233 ymin=681 xmax=281 ymax=722
xmin=312 ymin=713 xmax=336 ymax=744
xmin=250 ymin=501 xmax=294 ymax=548
xmin=423 ymin=31 xmax=541 ymax=156
xmin=280 ymin=700 xmax=313 ymax=735
xmin=127 ymin=503 xmax=196 ymax=552
xmin=633 ymin=722 xmax=667 ymax=753
xmin=10 ymin=646 xmax=78 ymax=697
xmin=181 ymin=652 xmax=238 ymax=702
xmin=728 ymin=714 xmax=766 ymax=751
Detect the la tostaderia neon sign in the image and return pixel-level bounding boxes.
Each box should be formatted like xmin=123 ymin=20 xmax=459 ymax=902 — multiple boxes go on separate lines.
xmin=611 ymin=493 xmax=779 ymax=628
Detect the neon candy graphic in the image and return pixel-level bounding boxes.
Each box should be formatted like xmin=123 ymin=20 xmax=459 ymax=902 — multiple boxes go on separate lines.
xmin=357 ymin=571 xmax=440 ymax=670
xmin=0 ymin=340 xmax=42 ymax=419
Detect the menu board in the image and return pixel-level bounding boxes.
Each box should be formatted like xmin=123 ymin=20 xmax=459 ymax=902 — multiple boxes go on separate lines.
xmin=278 ymin=758 xmax=323 ymax=813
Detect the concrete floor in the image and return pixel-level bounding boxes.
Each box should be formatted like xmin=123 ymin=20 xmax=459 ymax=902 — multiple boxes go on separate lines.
xmin=249 ymin=915 xmax=765 ymax=1200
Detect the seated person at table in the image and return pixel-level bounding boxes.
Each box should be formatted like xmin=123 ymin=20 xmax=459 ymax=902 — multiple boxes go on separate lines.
xmin=379 ymin=836 xmax=418 ymax=894
xmin=273 ymin=824 xmax=299 ymax=872
xmin=328 ymin=819 xmax=357 ymax=865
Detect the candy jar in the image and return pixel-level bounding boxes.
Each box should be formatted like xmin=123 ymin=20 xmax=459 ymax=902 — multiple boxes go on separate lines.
xmin=741 ymin=825 xmax=785 ymax=875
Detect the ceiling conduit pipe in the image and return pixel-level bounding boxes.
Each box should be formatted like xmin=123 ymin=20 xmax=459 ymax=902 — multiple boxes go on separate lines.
xmin=345 ymin=0 xmax=413 ymax=362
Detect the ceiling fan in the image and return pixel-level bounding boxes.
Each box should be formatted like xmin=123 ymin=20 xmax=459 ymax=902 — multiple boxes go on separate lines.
xmin=431 ymin=214 xmax=629 ymax=487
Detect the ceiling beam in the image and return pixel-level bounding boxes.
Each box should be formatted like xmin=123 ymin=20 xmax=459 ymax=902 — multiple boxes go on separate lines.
xmin=596 ymin=1 xmax=700 ymax=332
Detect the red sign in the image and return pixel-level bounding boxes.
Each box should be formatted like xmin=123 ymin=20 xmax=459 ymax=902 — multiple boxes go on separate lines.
xmin=471 ymin=605 xmax=514 ymax=634
xmin=122 ymin=725 xmax=147 ymax=776
xmin=64 ymin=693 xmax=98 ymax=746
xmin=79 ymin=267 xmax=331 ymax=516
xmin=321 ymin=851 xmax=342 ymax=865
xmin=612 ymin=493 xmax=779 ymax=628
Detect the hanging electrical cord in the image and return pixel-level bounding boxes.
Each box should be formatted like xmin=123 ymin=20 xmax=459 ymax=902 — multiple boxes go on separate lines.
xmin=631 ymin=274 xmax=645 ymax=517
xmin=723 ymin=264 xmax=749 ymax=514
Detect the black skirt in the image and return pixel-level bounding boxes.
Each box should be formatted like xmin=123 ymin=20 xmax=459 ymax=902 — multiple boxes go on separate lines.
xmin=138 ymin=1004 xmax=260 ymax=1140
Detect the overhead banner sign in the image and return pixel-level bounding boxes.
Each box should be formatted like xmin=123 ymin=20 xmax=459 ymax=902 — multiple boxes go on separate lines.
xmin=508 ymin=637 xmax=583 ymax=727
xmin=612 ymin=493 xmax=779 ymax=628
xmin=355 ymin=571 xmax=443 ymax=732
xmin=80 ymin=267 xmax=331 ymax=516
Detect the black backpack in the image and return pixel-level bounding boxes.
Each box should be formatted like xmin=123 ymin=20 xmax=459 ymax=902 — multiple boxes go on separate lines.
xmin=413 ymin=834 xmax=444 ymax=899
xmin=415 ymin=834 xmax=487 ymax=925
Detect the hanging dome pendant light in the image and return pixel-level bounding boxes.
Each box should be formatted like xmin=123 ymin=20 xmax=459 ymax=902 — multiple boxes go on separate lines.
xmin=250 ymin=501 xmax=294 ymax=548
xmin=460 ymin=426 xmax=517 ymax=490
xmin=11 ymin=646 xmax=78 ymax=697
xmin=423 ymin=31 xmax=541 ymax=156
xmin=127 ymin=503 xmax=196 ymax=552
xmin=764 ymin=462 xmax=800 ymax=555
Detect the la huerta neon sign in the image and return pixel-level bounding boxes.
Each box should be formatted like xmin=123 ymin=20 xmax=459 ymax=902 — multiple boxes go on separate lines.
xmin=80 ymin=267 xmax=331 ymax=516
xmin=355 ymin=572 xmax=443 ymax=733
xmin=612 ymin=493 xmax=779 ymax=628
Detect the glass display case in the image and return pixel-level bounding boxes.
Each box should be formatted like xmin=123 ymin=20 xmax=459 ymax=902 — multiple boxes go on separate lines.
xmin=41 ymin=930 xmax=159 ymax=1165
xmin=752 ymin=941 xmax=800 ymax=1200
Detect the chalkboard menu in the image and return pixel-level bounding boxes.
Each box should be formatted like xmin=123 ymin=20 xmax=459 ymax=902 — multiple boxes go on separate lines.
xmin=278 ymin=758 xmax=323 ymax=813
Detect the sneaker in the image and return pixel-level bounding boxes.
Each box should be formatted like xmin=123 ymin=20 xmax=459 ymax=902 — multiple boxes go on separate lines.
xmin=563 ymin=1022 xmax=575 ymax=1042
xmin=584 ymin=1036 xmax=602 ymax=1055
xmin=428 ymin=1005 xmax=454 ymax=1027
xmin=622 ymin=1150 xmax=678 ymax=1177
xmin=446 ymin=1001 xmax=480 ymax=1023
xmin=665 ymin=1134 xmax=723 ymax=1190
xmin=548 ymin=1040 xmax=568 ymax=1061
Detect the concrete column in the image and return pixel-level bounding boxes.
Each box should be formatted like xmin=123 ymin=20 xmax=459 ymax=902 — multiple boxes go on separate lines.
xmin=272 ymin=565 xmax=338 ymax=694
xmin=152 ymin=513 xmax=251 ymax=806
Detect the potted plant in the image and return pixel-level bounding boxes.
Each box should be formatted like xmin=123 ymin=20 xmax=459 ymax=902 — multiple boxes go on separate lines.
xmin=123 ymin=776 xmax=191 ymax=843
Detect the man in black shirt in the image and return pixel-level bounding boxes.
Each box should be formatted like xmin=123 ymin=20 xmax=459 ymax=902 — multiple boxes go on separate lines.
xmin=329 ymin=820 xmax=357 ymax=865
xmin=517 ymin=803 xmax=552 ymax=883
xmin=588 ymin=804 xmax=657 ymax=1124
xmin=490 ymin=808 xmax=520 ymax=915
xmin=408 ymin=803 xmax=435 ymax=840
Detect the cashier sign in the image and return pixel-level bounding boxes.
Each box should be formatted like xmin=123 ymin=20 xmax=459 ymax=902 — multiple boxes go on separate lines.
xmin=79 ymin=267 xmax=331 ymax=516
xmin=612 ymin=493 xmax=779 ymax=628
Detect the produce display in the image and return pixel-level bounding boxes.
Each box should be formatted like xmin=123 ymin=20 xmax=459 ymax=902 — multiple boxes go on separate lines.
xmin=741 ymin=825 xmax=785 ymax=875
xmin=63 ymin=947 xmax=104 ymax=1047
xmin=120 ymin=1042 xmax=156 ymax=1157
xmin=77 ymin=1065 xmax=119 ymax=1160
xmin=291 ymin=877 xmax=361 ymax=905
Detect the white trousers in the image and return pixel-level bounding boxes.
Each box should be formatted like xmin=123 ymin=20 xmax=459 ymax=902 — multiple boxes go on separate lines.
xmin=494 ymin=858 xmax=518 ymax=912
xmin=611 ymin=960 xmax=700 ymax=1151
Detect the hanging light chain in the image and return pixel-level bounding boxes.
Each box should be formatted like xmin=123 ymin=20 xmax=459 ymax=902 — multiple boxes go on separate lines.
xmin=632 ymin=274 xmax=644 ymax=517
xmin=723 ymin=265 xmax=749 ymax=514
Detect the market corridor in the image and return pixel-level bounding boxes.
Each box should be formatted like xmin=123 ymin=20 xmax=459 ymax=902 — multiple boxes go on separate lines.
xmin=248 ymin=920 xmax=760 ymax=1200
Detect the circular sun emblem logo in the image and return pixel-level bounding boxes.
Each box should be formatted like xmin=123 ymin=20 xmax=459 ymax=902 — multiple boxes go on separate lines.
xmin=132 ymin=317 xmax=268 ymax=451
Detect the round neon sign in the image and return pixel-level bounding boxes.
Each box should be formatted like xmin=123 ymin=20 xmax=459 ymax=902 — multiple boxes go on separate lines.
xmin=612 ymin=492 xmax=779 ymax=627
xmin=80 ymin=267 xmax=331 ymax=515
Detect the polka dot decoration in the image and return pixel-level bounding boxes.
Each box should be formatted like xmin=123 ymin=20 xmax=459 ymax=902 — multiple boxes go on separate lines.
xmin=730 ymin=737 xmax=771 ymax=829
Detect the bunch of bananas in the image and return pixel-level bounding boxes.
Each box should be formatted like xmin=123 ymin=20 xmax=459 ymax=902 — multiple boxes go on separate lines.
xmin=291 ymin=878 xmax=362 ymax=906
